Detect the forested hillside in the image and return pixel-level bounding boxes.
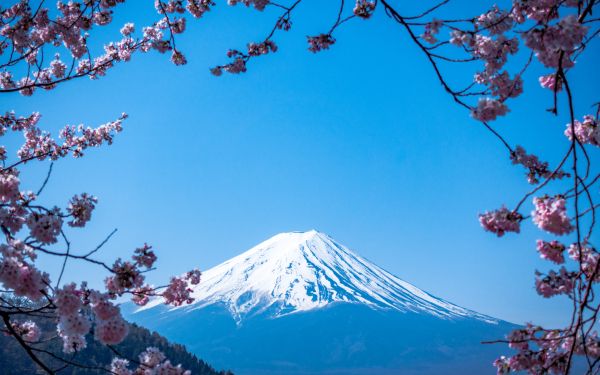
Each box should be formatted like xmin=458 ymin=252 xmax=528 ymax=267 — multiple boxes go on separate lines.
xmin=1 ymin=320 xmax=232 ymax=375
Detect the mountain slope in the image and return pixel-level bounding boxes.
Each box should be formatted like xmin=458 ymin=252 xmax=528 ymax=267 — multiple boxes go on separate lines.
xmin=126 ymin=230 xmax=515 ymax=374
xmin=141 ymin=230 xmax=495 ymax=323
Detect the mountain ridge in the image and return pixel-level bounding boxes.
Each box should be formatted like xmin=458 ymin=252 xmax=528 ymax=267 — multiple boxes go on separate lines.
xmin=138 ymin=230 xmax=497 ymax=324
xmin=125 ymin=230 xmax=515 ymax=374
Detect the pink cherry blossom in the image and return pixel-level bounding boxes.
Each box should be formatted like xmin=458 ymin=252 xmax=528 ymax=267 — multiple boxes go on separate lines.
xmin=568 ymin=244 xmax=600 ymax=282
xmin=139 ymin=347 xmax=166 ymax=368
xmin=26 ymin=209 xmax=63 ymax=244
xmin=58 ymin=313 xmax=91 ymax=337
xmin=55 ymin=283 xmax=83 ymax=316
xmin=421 ymin=19 xmax=442 ymax=44
xmin=538 ymin=73 xmax=562 ymax=91
xmin=565 ymin=115 xmax=599 ymax=147
xmin=111 ymin=358 xmax=132 ymax=375
xmin=532 ymin=195 xmax=574 ymax=235
xmin=90 ymin=292 xmax=120 ymax=321
xmin=95 ymin=315 xmax=129 ymax=345
xmin=471 ymin=98 xmax=509 ymax=122
xmin=67 ymin=193 xmax=97 ymax=227
xmin=353 ymin=0 xmax=376 ymax=19
xmin=133 ymin=243 xmax=158 ymax=268
xmin=162 ymin=276 xmax=194 ymax=306
xmin=12 ymin=320 xmax=42 ymax=342
xmin=0 ymin=170 xmax=20 ymax=202
xmin=510 ymin=146 xmax=568 ymax=184
xmin=536 ymin=240 xmax=565 ymax=264
xmin=307 ymin=34 xmax=336 ymax=53
xmin=535 ymin=267 xmax=576 ymax=298
xmin=479 ymin=206 xmax=522 ymax=236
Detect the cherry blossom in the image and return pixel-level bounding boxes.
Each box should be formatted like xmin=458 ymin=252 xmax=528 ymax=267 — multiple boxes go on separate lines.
xmin=535 ymin=267 xmax=576 ymax=298
xmin=26 ymin=209 xmax=63 ymax=244
xmin=95 ymin=315 xmax=129 ymax=345
xmin=471 ymin=98 xmax=509 ymax=122
xmin=536 ymin=240 xmax=566 ymax=264
xmin=565 ymin=115 xmax=600 ymax=147
xmin=510 ymin=146 xmax=568 ymax=184
xmin=307 ymin=34 xmax=336 ymax=53
xmin=479 ymin=206 xmax=522 ymax=236
xmin=353 ymin=0 xmax=376 ymax=19
xmin=538 ymin=73 xmax=562 ymax=92
xmin=12 ymin=320 xmax=42 ymax=342
xmin=67 ymin=193 xmax=98 ymax=227
xmin=162 ymin=276 xmax=194 ymax=306
xmin=532 ymin=196 xmax=574 ymax=236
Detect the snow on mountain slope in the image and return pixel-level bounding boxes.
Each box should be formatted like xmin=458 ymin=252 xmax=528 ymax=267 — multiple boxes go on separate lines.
xmin=139 ymin=230 xmax=497 ymax=323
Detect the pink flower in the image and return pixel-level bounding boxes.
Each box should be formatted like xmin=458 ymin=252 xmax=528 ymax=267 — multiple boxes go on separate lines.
xmin=171 ymin=49 xmax=187 ymax=65
xmin=532 ymin=195 xmax=573 ymax=235
xmin=67 ymin=193 xmax=97 ymax=227
xmin=105 ymin=259 xmax=145 ymax=295
xmin=132 ymin=285 xmax=154 ymax=306
xmin=488 ymin=72 xmax=523 ymax=100
xmin=120 ymin=23 xmax=135 ymax=36
xmin=471 ymin=98 xmax=509 ymax=122
xmin=568 ymin=244 xmax=599 ymax=281
xmin=26 ymin=209 xmax=63 ymax=244
xmin=535 ymin=267 xmax=576 ymax=298
xmin=565 ymin=115 xmax=599 ymax=147
xmin=227 ymin=0 xmax=269 ymax=11
xmin=187 ymin=0 xmax=215 ymax=18
xmin=353 ymin=0 xmax=376 ymax=19
xmin=90 ymin=291 xmax=120 ymax=320
xmin=13 ymin=264 xmax=50 ymax=300
xmin=510 ymin=146 xmax=568 ymax=184
xmin=539 ymin=74 xmax=562 ymax=91
xmin=536 ymin=240 xmax=565 ymax=264
xmin=58 ymin=313 xmax=91 ymax=336
xmin=493 ymin=355 xmax=511 ymax=374
xmin=133 ymin=243 xmax=157 ymax=268
xmin=247 ymin=40 xmax=277 ymax=56
xmin=479 ymin=206 xmax=522 ymax=236
xmin=58 ymin=333 xmax=87 ymax=353
xmin=162 ymin=276 xmax=194 ymax=306
xmin=139 ymin=347 xmax=166 ymax=367
xmin=12 ymin=320 xmax=41 ymax=342
xmin=307 ymin=34 xmax=335 ymax=53
xmin=185 ymin=269 xmax=201 ymax=285
xmin=421 ymin=19 xmax=442 ymax=44
xmin=50 ymin=58 xmax=67 ymax=78
xmin=0 ymin=170 xmax=20 ymax=202
xmin=95 ymin=315 xmax=129 ymax=345
xmin=476 ymin=6 xmax=513 ymax=35
xmin=111 ymin=358 xmax=132 ymax=375
xmin=55 ymin=283 xmax=83 ymax=316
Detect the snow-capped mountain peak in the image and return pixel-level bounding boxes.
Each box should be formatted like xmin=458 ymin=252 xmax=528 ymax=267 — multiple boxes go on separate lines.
xmin=140 ymin=230 xmax=496 ymax=323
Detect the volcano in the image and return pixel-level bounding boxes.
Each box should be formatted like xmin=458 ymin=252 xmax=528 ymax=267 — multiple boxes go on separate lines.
xmin=124 ymin=230 xmax=514 ymax=374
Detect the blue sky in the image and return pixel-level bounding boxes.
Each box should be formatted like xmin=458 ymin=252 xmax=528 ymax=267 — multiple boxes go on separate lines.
xmin=3 ymin=1 xmax=599 ymax=327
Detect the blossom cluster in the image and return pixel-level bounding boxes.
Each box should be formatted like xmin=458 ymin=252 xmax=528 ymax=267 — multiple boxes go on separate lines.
xmin=565 ymin=115 xmax=600 ymax=147
xmin=510 ymin=146 xmax=568 ymax=184
xmin=532 ymin=195 xmax=574 ymax=236
xmin=0 ymin=110 xmax=203 ymax=368
xmin=111 ymin=347 xmax=191 ymax=375
xmin=0 ymin=0 xmax=213 ymax=96
xmin=495 ymin=324 xmax=600 ymax=374
xmin=479 ymin=206 xmax=522 ymax=237
xmin=307 ymin=34 xmax=336 ymax=53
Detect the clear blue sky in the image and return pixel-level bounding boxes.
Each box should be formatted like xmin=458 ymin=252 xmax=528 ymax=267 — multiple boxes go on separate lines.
xmin=4 ymin=1 xmax=598 ymax=327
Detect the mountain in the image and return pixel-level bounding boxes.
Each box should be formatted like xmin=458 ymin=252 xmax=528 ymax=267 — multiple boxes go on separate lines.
xmin=124 ymin=230 xmax=516 ymax=374
xmin=0 ymin=320 xmax=232 ymax=375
